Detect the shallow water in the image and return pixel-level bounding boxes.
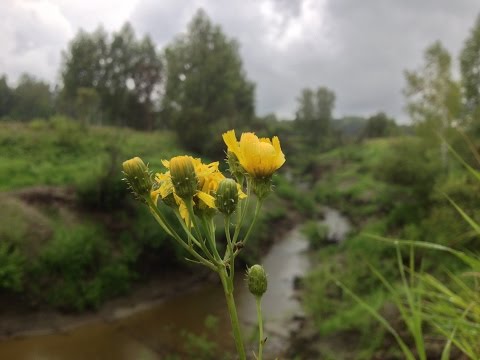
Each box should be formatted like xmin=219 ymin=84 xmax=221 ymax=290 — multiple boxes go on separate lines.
xmin=320 ymin=206 xmax=351 ymax=242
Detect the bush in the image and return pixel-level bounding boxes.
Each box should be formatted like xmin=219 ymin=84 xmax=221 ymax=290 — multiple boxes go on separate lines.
xmin=49 ymin=115 xmax=85 ymax=151
xmin=274 ymin=175 xmax=315 ymax=215
xmin=302 ymin=220 xmax=329 ymax=248
xmin=0 ymin=196 xmax=52 ymax=292
xmin=0 ymin=242 xmax=25 ymax=291
xmin=76 ymin=146 xmax=128 ymax=210
xmin=28 ymin=118 xmax=49 ymax=131
xmin=375 ymin=138 xmax=441 ymax=226
xmin=33 ymin=223 xmax=133 ymax=310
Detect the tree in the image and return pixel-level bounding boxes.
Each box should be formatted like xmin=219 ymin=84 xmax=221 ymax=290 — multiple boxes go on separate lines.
xmin=295 ymin=86 xmax=335 ymax=148
xmin=11 ymin=74 xmax=53 ymax=121
xmin=75 ymin=87 xmax=101 ymax=126
xmin=0 ymin=75 xmax=13 ymax=119
xmin=315 ymin=87 xmax=335 ymax=137
xmin=460 ymin=14 xmax=480 ymax=127
xmin=61 ymin=24 xmax=162 ymax=129
xmin=61 ymin=28 xmax=108 ymax=102
xmin=363 ymin=112 xmax=397 ymax=138
xmin=404 ymin=41 xmax=461 ymax=167
xmin=162 ymin=9 xmax=255 ymax=154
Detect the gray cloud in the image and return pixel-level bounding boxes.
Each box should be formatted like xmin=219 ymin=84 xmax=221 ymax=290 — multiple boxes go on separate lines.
xmin=1 ymin=0 xmax=479 ymax=122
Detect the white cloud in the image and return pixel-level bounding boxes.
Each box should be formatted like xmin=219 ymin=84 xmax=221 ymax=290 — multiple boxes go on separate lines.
xmin=0 ymin=0 xmax=73 ymax=83
xmin=0 ymin=0 xmax=479 ymax=121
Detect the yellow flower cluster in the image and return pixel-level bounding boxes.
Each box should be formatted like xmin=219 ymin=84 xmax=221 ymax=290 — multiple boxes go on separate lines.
xmin=122 ymin=130 xmax=285 ymax=360
xmin=124 ymin=130 xmax=285 ymax=223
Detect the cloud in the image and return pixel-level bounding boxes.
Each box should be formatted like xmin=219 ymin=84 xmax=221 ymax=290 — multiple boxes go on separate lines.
xmin=130 ymin=0 xmax=479 ymax=121
xmin=0 ymin=0 xmax=73 ymax=84
xmin=1 ymin=0 xmax=479 ymax=121
xmin=320 ymin=0 xmax=480 ymax=120
xmin=0 ymin=0 xmax=139 ymax=85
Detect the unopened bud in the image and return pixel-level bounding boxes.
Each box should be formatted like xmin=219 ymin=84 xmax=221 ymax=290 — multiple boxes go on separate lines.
xmin=170 ymin=156 xmax=198 ymax=199
xmin=215 ymin=178 xmax=239 ymax=215
xmin=123 ymin=157 xmax=153 ymax=199
xmin=247 ymin=264 xmax=267 ymax=298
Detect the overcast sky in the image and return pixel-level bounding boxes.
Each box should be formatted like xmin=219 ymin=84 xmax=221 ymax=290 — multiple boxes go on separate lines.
xmin=1 ymin=0 xmax=479 ymax=121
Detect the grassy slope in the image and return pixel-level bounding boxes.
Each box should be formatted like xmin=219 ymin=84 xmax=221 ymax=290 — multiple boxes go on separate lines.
xmin=0 ymin=120 xmax=188 ymax=310
xmin=301 ymin=137 xmax=479 ymax=359
xmin=0 ymin=120 xmax=300 ymax=311
xmin=0 ymin=120 xmax=181 ymax=191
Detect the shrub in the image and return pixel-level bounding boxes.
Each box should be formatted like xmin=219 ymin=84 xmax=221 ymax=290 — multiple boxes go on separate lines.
xmin=302 ymin=220 xmax=329 ymax=249
xmin=34 ymin=223 xmax=133 ymax=310
xmin=76 ymin=148 xmax=128 ymax=210
xmin=0 ymin=242 xmax=25 ymax=291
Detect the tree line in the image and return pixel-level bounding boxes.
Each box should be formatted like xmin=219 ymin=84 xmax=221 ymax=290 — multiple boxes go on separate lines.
xmin=0 ymin=10 xmax=255 ymax=155
xmin=2 ymin=9 xmax=480 ymax=154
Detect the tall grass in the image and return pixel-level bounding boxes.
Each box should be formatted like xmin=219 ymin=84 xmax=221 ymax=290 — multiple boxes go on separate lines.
xmin=338 ymin=140 xmax=480 ymax=359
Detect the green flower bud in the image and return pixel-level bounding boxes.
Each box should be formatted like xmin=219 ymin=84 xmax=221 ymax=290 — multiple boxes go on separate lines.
xmin=215 ymin=178 xmax=239 ymax=215
xmin=123 ymin=157 xmax=153 ymax=199
xmin=247 ymin=264 xmax=268 ymax=298
xmin=170 ymin=156 xmax=198 ymax=199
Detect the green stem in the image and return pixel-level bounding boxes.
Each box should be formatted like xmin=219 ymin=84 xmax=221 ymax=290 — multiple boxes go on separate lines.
xmin=173 ymin=210 xmax=217 ymax=264
xmin=233 ymin=199 xmax=262 ymax=257
xmin=233 ymin=178 xmax=252 ymax=244
xmin=184 ymin=198 xmax=204 ymax=243
xmin=147 ymin=198 xmax=216 ymax=271
xmin=171 ymin=209 xmax=202 ymax=249
xmin=201 ymin=215 xmax=222 ymax=261
xmin=242 ymin=200 xmax=262 ymax=245
xmin=256 ymin=296 xmax=264 ymax=360
xmin=224 ymin=216 xmax=235 ymax=281
xmin=219 ymin=268 xmax=246 ymax=360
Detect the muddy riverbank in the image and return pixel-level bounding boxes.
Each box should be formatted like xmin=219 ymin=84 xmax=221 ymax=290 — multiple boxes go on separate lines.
xmin=0 ymin=207 xmax=352 ymax=359
xmin=0 ymin=267 xmax=213 ymax=340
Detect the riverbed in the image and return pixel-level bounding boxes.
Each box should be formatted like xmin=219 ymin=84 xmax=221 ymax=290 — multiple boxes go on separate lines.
xmin=0 ymin=208 xmax=350 ymax=359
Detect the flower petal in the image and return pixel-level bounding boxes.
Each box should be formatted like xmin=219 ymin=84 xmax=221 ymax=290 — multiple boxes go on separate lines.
xmin=197 ymin=191 xmax=216 ymax=208
xmin=222 ymin=130 xmax=239 ymax=154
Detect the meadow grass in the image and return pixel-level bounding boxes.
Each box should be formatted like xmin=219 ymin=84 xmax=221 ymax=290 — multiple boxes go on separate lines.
xmin=302 ymin=136 xmax=480 ymax=358
xmin=0 ymin=120 xmax=180 ymax=191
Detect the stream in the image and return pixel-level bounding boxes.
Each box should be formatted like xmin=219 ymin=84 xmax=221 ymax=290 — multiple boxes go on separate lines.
xmin=0 ymin=208 xmax=351 ymax=359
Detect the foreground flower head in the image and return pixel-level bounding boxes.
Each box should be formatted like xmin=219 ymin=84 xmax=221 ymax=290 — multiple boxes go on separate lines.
xmin=222 ymin=130 xmax=285 ymax=178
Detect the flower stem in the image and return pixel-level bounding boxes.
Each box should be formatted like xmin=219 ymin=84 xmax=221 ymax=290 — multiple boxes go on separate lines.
xmin=219 ymin=268 xmax=246 ymax=360
xmin=173 ymin=210 xmax=217 ymax=264
xmin=233 ymin=199 xmax=262 ymax=257
xmin=233 ymin=177 xmax=252 ymax=244
xmin=224 ymin=216 xmax=236 ymax=280
xmin=242 ymin=199 xmax=262 ymax=245
xmin=256 ymin=296 xmax=264 ymax=360
xmin=147 ymin=198 xmax=216 ymax=271
xmin=201 ymin=215 xmax=222 ymax=261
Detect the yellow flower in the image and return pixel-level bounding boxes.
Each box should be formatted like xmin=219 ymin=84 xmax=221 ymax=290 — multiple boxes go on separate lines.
xmin=222 ymin=130 xmax=285 ymax=178
xmin=152 ymin=156 xmax=235 ymax=224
